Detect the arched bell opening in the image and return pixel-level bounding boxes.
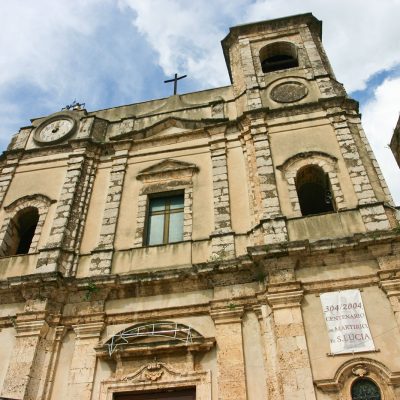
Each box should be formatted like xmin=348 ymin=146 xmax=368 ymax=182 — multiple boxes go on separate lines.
xmin=295 ymin=165 xmax=334 ymax=216
xmin=260 ymin=41 xmax=298 ymax=73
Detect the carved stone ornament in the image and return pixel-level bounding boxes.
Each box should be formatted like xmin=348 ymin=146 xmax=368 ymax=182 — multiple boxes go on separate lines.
xmin=270 ymin=81 xmax=308 ymax=103
xmin=121 ymin=362 xmax=178 ymax=383
xmin=143 ymin=362 xmax=164 ymax=381
xmin=352 ymin=364 xmax=369 ymax=377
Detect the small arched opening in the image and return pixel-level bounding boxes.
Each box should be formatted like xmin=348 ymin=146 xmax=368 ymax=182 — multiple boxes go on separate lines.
xmin=260 ymin=41 xmax=298 ymax=73
xmin=296 ymin=165 xmax=334 ymax=216
xmin=351 ymin=378 xmax=381 ymax=400
xmin=3 ymin=207 xmax=39 ymax=256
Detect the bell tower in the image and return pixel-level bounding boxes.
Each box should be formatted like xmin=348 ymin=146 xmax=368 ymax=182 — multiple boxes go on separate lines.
xmin=222 ymin=13 xmax=396 ymax=243
xmin=221 ymin=13 xmax=346 ymax=110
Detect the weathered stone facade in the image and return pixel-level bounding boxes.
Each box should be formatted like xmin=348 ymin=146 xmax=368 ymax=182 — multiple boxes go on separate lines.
xmin=0 ymin=13 xmax=400 ymax=400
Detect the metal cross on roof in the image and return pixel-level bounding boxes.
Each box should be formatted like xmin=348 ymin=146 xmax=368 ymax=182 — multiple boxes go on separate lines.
xmin=164 ymin=73 xmax=187 ymax=95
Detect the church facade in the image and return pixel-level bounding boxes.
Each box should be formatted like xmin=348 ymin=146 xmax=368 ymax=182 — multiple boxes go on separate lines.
xmin=0 ymin=13 xmax=400 ymax=400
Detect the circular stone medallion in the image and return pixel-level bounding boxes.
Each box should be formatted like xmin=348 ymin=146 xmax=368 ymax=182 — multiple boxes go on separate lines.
xmin=270 ymin=81 xmax=308 ymax=103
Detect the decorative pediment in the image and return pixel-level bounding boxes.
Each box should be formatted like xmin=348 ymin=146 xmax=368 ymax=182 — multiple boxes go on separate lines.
xmin=137 ymin=159 xmax=199 ymax=182
xmin=111 ymin=116 xmax=227 ymax=141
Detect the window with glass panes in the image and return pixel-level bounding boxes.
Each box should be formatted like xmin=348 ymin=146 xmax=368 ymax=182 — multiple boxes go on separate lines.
xmin=146 ymin=193 xmax=184 ymax=245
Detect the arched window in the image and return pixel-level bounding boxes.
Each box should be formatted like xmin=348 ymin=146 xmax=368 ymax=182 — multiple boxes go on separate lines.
xmin=351 ymin=378 xmax=381 ymax=400
xmin=3 ymin=207 xmax=39 ymax=256
xmin=260 ymin=42 xmax=298 ymax=73
xmin=296 ymin=165 xmax=334 ymax=216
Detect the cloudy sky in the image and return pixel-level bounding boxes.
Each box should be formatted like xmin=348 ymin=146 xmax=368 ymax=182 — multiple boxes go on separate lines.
xmin=1 ymin=0 xmax=399 ymax=202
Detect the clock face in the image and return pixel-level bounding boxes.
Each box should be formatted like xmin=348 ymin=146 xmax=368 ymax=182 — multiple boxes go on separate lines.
xmin=34 ymin=117 xmax=75 ymax=144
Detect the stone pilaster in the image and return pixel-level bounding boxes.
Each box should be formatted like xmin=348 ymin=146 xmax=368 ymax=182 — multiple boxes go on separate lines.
xmin=267 ymin=290 xmax=316 ymax=400
xmin=36 ymin=145 xmax=99 ymax=275
xmin=208 ymin=126 xmax=235 ymax=259
xmin=253 ymin=304 xmax=282 ymax=400
xmin=380 ymin=279 xmax=400 ymax=330
xmin=1 ymin=317 xmax=49 ymax=400
xmin=68 ymin=322 xmax=104 ymax=400
xmin=90 ymin=144 xmax=129 ymax=275
xmin=210 ymin=306 xmax=247 ymax=400
xmin=42 ymin=326 xmax=67 ymax=400
xmin=326 ymin=108 xmax=390 ymax=231
xmin=0 ymin=151 xmax=22 ymax=208
xmin=243 ymin=113 xmax=288 ymax=244
xmin=350 ymin=117 xmax=395 ymax=206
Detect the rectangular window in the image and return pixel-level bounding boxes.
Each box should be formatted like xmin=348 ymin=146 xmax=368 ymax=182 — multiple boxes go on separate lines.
xmin=114 ymin=388 xmax=195 ymax=399
xmin=146 ymin=193 xmax=184 ymax=246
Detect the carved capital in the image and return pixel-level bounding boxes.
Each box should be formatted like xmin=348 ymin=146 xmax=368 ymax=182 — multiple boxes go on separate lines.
xmin=15 ymin=319 xmax=49 ymax=338
xmin=380 ymin=279 xmax=400 ymax=297
xmin=210 ymin=306 xmax=244 ymax=324
xmin=55 ymin=325 xmax=67 ymax=342
xmin=207 ymin=124 xmax=227 ymax=139
xmin=267 ymin=290 xmax=304 ymax=309
xmin=72 ymin=322 xmax=104 ymax=340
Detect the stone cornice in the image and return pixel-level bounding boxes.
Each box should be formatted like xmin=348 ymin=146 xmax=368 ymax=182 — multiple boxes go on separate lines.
xmin=248 ymin=227 xmax=400 ymax=262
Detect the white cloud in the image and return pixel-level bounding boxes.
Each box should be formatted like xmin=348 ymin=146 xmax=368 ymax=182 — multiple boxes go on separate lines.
xmin=119 ymin=0 xmax=235 ymax=88
xmin=362 ymin=77 xmax=400 ymax=204
xmin=120 ymin=0 xmax=400 ymax=92
xmin=243 ymin=0 xmax=400 ymax=92
xmin=0 ymin=0 xmax=103 ymax=90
